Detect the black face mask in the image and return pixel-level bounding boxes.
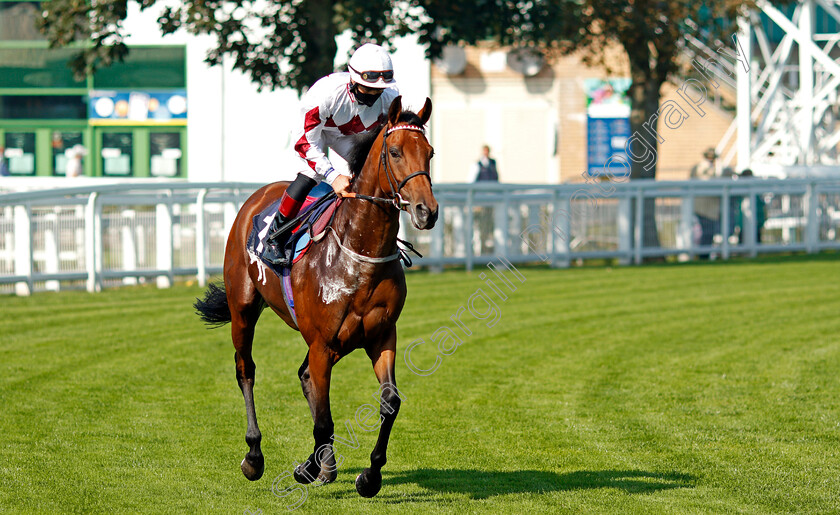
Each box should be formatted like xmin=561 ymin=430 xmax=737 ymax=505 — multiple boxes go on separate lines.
xmin=350 ymin=83 xmax=382 ymax=107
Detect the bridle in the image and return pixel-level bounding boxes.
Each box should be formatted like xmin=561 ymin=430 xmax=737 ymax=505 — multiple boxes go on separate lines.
xmin=343 ymin=124 xmax=432 ymax=211
xmin=267 ymin=123 xmax=430 ymax=266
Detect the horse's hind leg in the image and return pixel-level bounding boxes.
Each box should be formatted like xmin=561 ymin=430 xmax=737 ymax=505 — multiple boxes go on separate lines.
xmin=356 ymin=327 xmax=401 ymax=498
xmin=230 ymin=281 xmax=265 ymax=481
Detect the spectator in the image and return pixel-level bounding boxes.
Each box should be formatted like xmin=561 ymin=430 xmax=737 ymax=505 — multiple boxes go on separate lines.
xmin=737 ymin=169 xmax=765 ymax=244
xmin=471 ymin=145 xmax=499 ymax=182
xmin=690 ymin=147 xmax=718 ymax=180
xmin=723 ymin=167 xmax=738 ymax=239
xmin=690 ymin=148 xmax=720 ymax=258
xmin=65 ymin=144 xmax=86 ymax=178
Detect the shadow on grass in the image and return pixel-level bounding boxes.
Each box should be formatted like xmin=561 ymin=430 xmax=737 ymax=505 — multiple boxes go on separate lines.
xmin=380 ymin=468 xmax=696 ymax=500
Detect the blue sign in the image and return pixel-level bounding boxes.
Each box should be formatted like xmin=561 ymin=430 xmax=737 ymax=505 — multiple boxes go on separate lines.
xmin=587 ymin=116 xmax=631 ymax=177
xmin=89 ymin=90 xmax=187 ymax=125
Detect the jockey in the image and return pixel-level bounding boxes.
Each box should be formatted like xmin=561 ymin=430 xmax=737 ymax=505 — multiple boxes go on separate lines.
xmin=263 ymin=43 xmax=399 ymax=265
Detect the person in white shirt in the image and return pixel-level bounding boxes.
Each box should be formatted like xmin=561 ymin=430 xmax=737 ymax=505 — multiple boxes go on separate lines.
xmin=66 ymin=144 xmax=86 ymax=178
xmin=264 ymin=43 xmax=399 ymax=265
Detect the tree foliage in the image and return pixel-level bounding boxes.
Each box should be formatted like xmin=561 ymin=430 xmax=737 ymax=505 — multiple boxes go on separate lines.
xmin=41 ymin=0 xmax=766 ymax=181
xmin=40 ymin=0 xmax=399 ymax=91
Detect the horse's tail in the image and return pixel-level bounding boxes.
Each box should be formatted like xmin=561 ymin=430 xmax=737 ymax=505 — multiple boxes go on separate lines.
xmin=194 ymin=282 xmax=232 ymax=327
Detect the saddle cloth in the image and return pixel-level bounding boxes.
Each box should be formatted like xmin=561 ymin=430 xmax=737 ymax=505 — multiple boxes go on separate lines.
xmin=246 ymin=182 xmax=340 ymax=326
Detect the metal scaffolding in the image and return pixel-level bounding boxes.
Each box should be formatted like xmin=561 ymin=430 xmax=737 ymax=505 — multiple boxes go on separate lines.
xmin=724 ymin=0 xmax=840 ymax=177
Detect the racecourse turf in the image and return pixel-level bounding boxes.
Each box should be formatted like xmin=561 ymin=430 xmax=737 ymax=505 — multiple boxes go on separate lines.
xmin=1 ymin=254 xmax=839 ymax=514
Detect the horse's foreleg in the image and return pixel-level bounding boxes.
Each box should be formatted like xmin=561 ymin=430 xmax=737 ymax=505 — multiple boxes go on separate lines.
xmin=293 ymin=346 xmax=337 ymax=485
xmin=232 ymin=305 xmax=264 ymax=481
xmin=356 ymin=328 xmax=400 ymax=498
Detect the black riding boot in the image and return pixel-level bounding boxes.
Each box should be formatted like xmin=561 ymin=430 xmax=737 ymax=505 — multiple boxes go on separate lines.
xmin=262 ymin=215 xmax=290 ymax=265
xmin=262 ymin=175 xmax=317 ymax=265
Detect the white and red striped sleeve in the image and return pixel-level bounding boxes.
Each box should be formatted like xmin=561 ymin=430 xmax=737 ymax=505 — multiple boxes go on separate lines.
xmin=292 ymin=82 xmax=339 ymax=183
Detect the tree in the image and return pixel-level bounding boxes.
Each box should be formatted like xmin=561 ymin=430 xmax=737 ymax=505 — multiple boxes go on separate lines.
xmin=41 ymin=1 xmax=753 ymax=153
xmin=41 ymin=0 xmax=764 ymax=248
xmin=39 ymin=0 xmax=399 ymax=92
xmin=400 ymin=1 xmax=762 ymax=249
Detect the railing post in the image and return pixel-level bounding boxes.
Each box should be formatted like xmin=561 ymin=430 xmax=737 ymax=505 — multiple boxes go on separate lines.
xmin=156 ymin=192 xmax=174 ymax=288
xmin=553 ymin=190 xmax=571 ymax=268
xmin=494 ymin=191 xmax=508 ymax=259
xmin=44 ymin=211 xmax=60 ymax=292
xmin=223 ymin=197 xmax=238 ymax=250
xmin=721 ymin=186 xmax=730 ymax=260
xmin=3 ymin=206 xmax=13 ymax=274
xmin=85 ymin=192 xmax=100 ymax=292
xmin=465 ymin=187 xmax=474 ymax=272
xmin=195 ymin=189 xmax=208 ymax=287
xmin=618 ymin=195 xmax=632 ymax=265
xmin=430 ymin=202 xmax=444 ymax=272
xmin=634 ymin=187 xmax=643 ymax=265
xmin=13 ymin=203 xmax=32 ymax=296
xmin=743 ymin=190 xmax=757 ymax=257
xmin=510 ymin=200 xmax=522 ymax=255
xmin=782 ymin=194 xmax=792 ymax=243
xmin=678 ymin=194 xmax=694 ymax=261
xmin=805 ymin=181 xmax=819 ymax=253
xmin=121 ymin=210 xmax=138 ymax=286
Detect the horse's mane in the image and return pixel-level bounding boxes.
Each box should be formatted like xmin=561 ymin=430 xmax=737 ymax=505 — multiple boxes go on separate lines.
xmin=347 ymin=111 xmax=424 ymax=176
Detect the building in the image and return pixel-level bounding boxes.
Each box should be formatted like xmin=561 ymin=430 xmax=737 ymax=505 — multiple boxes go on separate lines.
xmin=0 ymin=1 xmax=430 ymax=183
xmin=13 ymin=2 xmax=834 ymax=185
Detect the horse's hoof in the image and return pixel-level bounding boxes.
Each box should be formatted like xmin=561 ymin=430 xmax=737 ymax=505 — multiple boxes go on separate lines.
xmin=293 ymin=453 xmax=321 ymax=484
xmin=241 ymin=454 xmax=264 ymax=481
xmin=355 ymin=468 xmax=382 ymax=498
xmin=318 ymin=467 xmax=337 ymax=484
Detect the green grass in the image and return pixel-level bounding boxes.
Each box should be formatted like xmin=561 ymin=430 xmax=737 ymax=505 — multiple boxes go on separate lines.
xmin=1 ymin=254 xmax=840 ymax=514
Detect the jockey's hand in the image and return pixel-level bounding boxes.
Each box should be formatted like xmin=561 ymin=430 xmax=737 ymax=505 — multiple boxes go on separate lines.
xmin=331 ymin=174 xmax=352 ymax=197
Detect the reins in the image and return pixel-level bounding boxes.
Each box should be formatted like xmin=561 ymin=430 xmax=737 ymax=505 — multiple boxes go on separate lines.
xmin=270 ymin=122 xmax=429 ymax=267
xmin=335 ymin=123 xmax=429 ymax=266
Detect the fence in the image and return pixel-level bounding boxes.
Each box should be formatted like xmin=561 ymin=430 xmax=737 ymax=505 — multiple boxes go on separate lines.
xmin=1 ymin=178 xmax=839 ymax=295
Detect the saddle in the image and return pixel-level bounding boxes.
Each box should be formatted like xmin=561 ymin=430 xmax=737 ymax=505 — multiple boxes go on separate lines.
xmin=246 ymin=182 xmax=341 ymax=325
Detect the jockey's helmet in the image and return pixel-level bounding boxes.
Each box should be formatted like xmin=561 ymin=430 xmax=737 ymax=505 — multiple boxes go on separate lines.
xmin=348 ymin=44 xmax=395 ymax=89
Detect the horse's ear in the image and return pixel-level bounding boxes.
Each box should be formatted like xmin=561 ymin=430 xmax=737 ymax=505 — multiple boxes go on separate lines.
xmin=417 ymin=97 xmax=432 ymax=125
xmin=388 ymin=95 xmax=403 ymax=125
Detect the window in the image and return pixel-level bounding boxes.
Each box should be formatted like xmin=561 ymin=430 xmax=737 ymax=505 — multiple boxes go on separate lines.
xmin=101 ymin=133 xmax=133 ymax=176
xmin=0 ymin=95 xmax=87 ymax=119
xmin=150 ymin=132 xmax=182 ymax=177
xmin=4 ymin=132 xmax=36 ymax=175
xmin=93 ymin=47 xmax=186 ymax=89
xmin=0 ymin=2 xmax=43 ymax=41
xmin=0 ymin=48 xmax=87 ymax=89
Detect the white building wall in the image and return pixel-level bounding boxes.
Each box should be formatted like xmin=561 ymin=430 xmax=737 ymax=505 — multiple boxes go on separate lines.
xmin=431 ymin=76 xmax=560 ymax=184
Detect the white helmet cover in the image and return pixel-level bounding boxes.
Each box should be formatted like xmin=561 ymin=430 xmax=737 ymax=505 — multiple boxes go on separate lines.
xmin=348 ymin=43 xmax=395 ymax=89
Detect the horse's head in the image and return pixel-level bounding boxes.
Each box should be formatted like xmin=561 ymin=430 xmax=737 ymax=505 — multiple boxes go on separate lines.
xmin=379 ymin=96 xmax=438 ymax=230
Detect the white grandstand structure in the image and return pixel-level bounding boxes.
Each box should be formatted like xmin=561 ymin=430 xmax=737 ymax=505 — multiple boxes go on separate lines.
xmin=688 ymin=0 xmax=840 ymax=178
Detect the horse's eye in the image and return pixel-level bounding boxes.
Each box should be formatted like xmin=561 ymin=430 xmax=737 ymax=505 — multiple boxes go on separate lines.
xmin=430 ymin=150 xmax=435 ymax=159
xmin=389 ymin=147 xmax=400 ymax=158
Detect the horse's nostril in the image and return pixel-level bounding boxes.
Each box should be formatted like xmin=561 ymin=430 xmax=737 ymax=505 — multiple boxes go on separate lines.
xmin=416 ymin=205 xmax=430 ymax=220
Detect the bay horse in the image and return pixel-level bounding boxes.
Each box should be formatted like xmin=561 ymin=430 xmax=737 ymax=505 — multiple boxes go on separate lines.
xmin=195 ymin=96 xmax=437 ymax=498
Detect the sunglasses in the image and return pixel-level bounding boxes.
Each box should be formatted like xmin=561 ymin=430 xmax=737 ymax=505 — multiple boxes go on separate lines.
xmin=350 ymin=66 xmax=394 ymax=82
